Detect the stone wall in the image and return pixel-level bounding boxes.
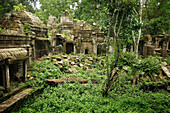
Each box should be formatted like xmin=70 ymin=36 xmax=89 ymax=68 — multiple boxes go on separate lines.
xmin=0 ymin=10 xmax=50 ymax=60
xmin=50 ymin=11 xmax=105 ymax=55
xmin=0 ymin=10 xmax=50 ymax=91
xmin=143 ymin=34 xmax=170 ymax=57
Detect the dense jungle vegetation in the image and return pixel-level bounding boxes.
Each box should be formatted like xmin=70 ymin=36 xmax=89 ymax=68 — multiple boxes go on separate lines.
xmin=0 ymin=0 xmax=169 ymax=112
xmin=15 ymin=53 xmax=169 ymax=113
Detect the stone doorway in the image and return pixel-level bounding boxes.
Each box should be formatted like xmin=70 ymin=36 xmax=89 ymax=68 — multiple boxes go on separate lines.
xmin=85 ymin=49 xmax=89 ymax=54
xmin=9 ymin=62 xmax=23 ymax=86
xmin=66 ymin=43 xmax=74 ymax=54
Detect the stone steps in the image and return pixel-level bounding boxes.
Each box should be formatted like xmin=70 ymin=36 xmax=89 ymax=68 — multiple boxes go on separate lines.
xmin=0 ymin=84 xmax=27 ymax=103
xmin=0 ymin=88 xmax=33 ymax=113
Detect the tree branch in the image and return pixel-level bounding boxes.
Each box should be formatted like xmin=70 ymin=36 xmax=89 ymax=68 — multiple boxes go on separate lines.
xmin=133 ymin=7 xmax=139 ymax=15
xmin=114 ymin=12 xmax=119 ymax=36
xmin=106 ymin=11 xmax=115 ymax=79
xmin=152 ymin=0 xmax=164 ymax=19
xmin=117 ymin=10 xmax=125 ymax=36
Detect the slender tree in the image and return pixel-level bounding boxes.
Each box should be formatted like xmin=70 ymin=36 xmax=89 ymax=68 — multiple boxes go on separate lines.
xmin=132 ymin=0 xmax=143 ymax=57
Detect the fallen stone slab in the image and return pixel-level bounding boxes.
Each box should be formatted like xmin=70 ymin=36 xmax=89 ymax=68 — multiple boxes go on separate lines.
xmin=161 ymin=65 xmax=170 ymax=78
xmin=86 ymin=69 xmax=94 ymax=73
xmin=68 ymin=67 xmax=78 ymax=73
xmin=46 ymin=78 xmax=88 ymax=85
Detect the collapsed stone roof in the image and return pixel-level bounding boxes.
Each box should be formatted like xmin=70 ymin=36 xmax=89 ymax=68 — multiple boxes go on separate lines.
xmin=0 ymin=10 xmax=46 ymax=34
xmin=0 ymin=48 xmax=27 ymax=61
xmin=18 ymin=10 xmax=46 ymax=27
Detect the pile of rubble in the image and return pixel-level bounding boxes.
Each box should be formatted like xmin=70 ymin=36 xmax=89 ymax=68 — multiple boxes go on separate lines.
xmin=46 ymin=54 xmax=105 ymax=73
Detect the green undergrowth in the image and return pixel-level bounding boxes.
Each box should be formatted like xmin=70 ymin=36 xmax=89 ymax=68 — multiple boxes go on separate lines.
xmin=19 ymin=53 xmax=169 ymax=112
xmin=26 ymin=56 xmax=106 ymax=88
xmin=26 ymin=60 xmax=63 ymax=88
xmin=17 ymin=82 xmax=169 ymax=113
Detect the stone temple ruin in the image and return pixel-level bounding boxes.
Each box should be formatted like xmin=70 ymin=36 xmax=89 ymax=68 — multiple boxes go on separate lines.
xmin=0 ymin=10 xmax=48 ymax=92
xmin=0 ymin=10 xmax=169 ymax=92
xmin=0 ymin=10 xmax=105 ymax=92
xmin=141 ymin=34 xmax=170 ymax=58
xmin=48 ymin=11 xmax=105 ymax=55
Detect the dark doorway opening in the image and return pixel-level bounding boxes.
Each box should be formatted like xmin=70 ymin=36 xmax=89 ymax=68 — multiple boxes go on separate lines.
xmin=97 ymin=44 xmax=106 ymax=55
xmin=9 ymin=63 xmax=23 ymax=86
xmin=66 ymin=43 xmax=74 ymax=54
xmin=0 ymin=66 xmax=3 ymax=86
xmin=159 ymin=40 xmax=163 ymax=48
xmin=85 ymin=49 xmax=89 ymax=54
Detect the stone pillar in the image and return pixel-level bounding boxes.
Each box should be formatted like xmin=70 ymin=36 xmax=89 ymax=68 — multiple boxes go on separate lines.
xmin=146 ymin=35 xmax=152 ymax=45
xmin=143 ymin=35 xmax=152 ymax=58
xmin=130 ymin=45 xmax=133 ymax=52
xmin=23 ymin=60 xmax=28 ymax=82
xmin=52 ymin=37 xmax=56 ymax=53
xmin=31 ymin=37 xmax=36 ymax=60
xmin=143 ymin=43 xmax=148 ymax=58
xmin=155 ymin=37 xmax=159 ymax=48
xmin=162 ymin=35 xmax=168 ymax=57
xmin=27 ymin=47 xmax=32 ymax=65
xmin=74 ymin=44 xmax=76 ymax=54
xmin=3 ymin=59 xmax=10 ymax=92
xmin=92 ymin=38 xmax=97 ymax=55
xmin=63 ymin=42 xmax=66 ymax=53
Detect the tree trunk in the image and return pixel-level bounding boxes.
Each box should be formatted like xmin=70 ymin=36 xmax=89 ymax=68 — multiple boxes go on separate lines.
xmin=136 ymin=0 xmax=142 ymax=58
xmin=103 ymin=10 xmax=125 ymax=96
xmin=133 ymin=0 xmax=142 ymax=58
xmin=106 ymin=12 xmax=115 ymax=81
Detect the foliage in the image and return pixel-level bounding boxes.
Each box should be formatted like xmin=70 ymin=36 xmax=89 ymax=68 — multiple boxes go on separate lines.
xmin=27 ymin=60 xmax=63 ymax=87
xmin=117 ymin=52 xmax=161 ymax=77
xmin=57 ymin=27 xmax=62 ymax=33
xmin=23 ymin=23 xmax=31 ymax=35
xmin=165 ymin=55 xmax=170 ymax=65
xmin=47 ymin=29 xmax=52 ymax=38
xmin=139 ymin=56 xmax=161 ymax=77
xmin=15 ymin=53 xmax=169 ymax=112
xmin=14 ymin=3 xmax=26 ymax=11
xmin=0 ymin=0 xmax=35 ymax=18
xmin=117 ymin=51 xmax=138 ymax=68
xmin=143 ymin=0 xmax=170 ymax=35
xmin=35 ymin=0 xmax=73 ymax=24
xmin=17 ymin=82 xmax=169 ymax=113
xmin=0 ymin=28 xmax=7 ymax=33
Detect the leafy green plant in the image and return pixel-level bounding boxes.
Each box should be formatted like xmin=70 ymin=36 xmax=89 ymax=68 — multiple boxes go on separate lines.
xmin=14 ymin=3 xmax=26 ymax=11
xmin=57 ymin=27 xmax=62 ymax=33
xmin=139 ymin=56 xmax=161 ymax=77
xmin=0 ymin=28 xmax=6 ymax=33
xmin=17 ymin=82 xmax=169 ymax=113
xmin=26 ymin=60 xmax=63 ymax=87
xmin=24 ymin=23 xmax=30 ymax=35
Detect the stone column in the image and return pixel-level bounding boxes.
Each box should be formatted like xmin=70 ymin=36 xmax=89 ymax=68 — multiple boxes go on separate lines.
xmin=162 ymin=35 xmax=168 ymax=57
xmin=143 ymin=35 xmax=152 ymax=57
xmin=27 ymin=47 xmax=32 ymax=65
xmin=155 ymin=37 xmax=159 ymax=48
xmin=63 ymin=42 xmax=66 ymax=53
xmin=143 ymin=43 xmax=148 ymax=58
xmin=3 ymin=59 xmax=10 ymax=92
xmin=31 ymin=37 xmax=36 ymax=60
xmin=92 ymin=38 xmax=97 ymax=55
xmin=23 ymin=60 xmax=28 ymax=82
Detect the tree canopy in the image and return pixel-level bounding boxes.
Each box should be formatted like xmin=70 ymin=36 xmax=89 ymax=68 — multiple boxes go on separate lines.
xmin=0 ymin=0 xmax=36 ymax=18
